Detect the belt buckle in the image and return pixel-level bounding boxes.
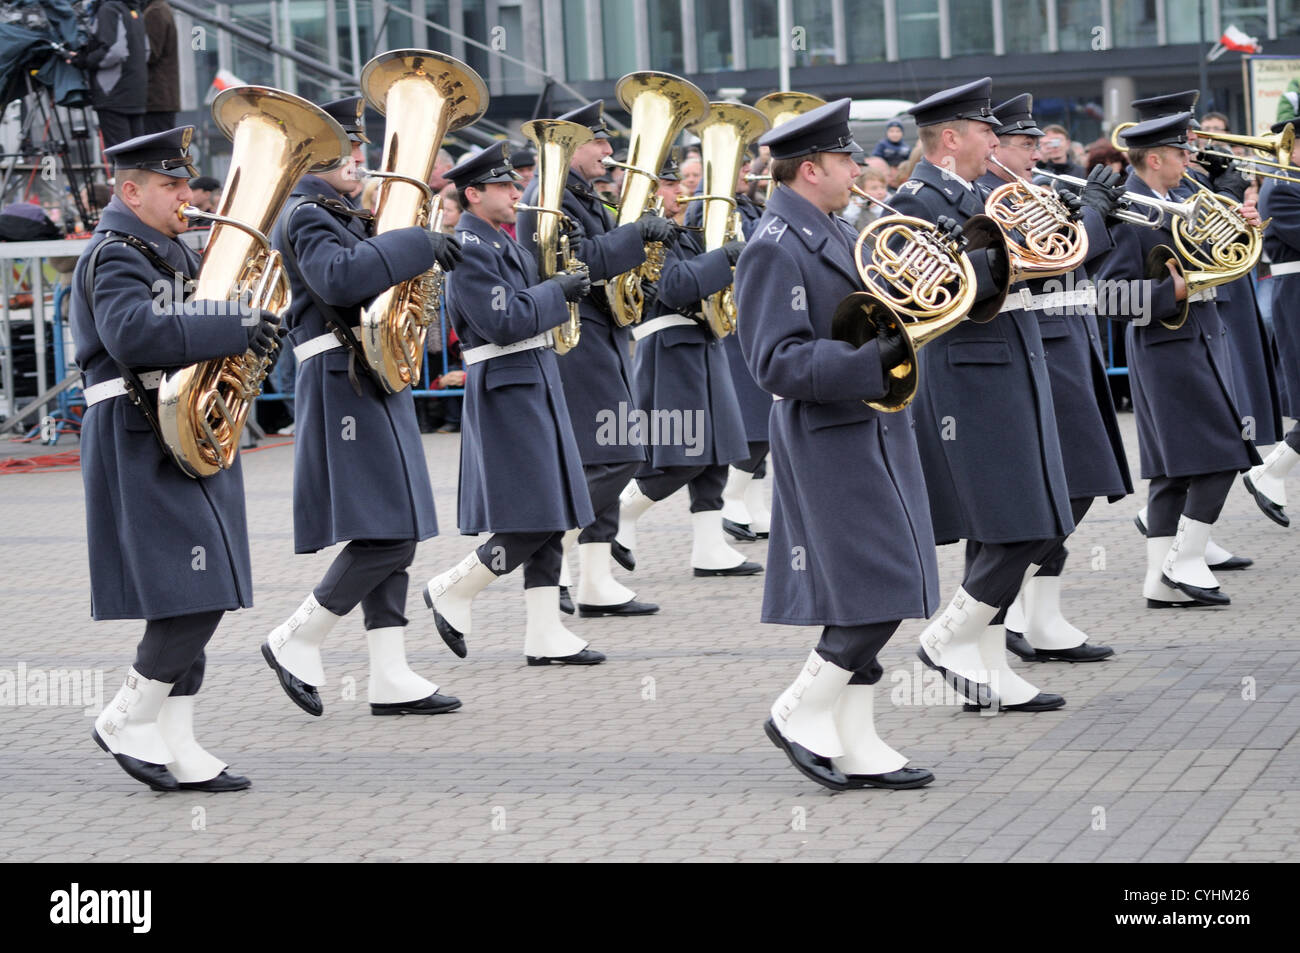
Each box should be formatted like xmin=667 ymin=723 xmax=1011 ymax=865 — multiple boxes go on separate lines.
xmin=1017 ymin=288 xmax=1033 ymax=310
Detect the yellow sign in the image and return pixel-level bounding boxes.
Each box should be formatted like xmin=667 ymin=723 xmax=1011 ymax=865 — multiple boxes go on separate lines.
xmin=1243 ymin=55 xmax=1300 ymax=135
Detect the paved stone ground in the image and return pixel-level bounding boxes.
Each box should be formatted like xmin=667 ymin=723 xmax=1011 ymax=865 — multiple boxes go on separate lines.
xmin=1 ymin=413 xmax=1297 ymax=863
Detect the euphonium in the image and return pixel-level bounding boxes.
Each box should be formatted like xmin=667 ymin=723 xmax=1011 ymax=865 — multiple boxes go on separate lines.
xmin=984 ymin=155 xmax=1088 ymax=281
xmin=686 ymin=102 xmax=770 ymax=338
xmin=606 ymin=71 xmax=710 ymax=327
xmin=832 ymin=187 xmax=1012 ymax=411
xmin=752 ymin=92 xmax=826 ymax=201
xmin=157 ymin=87 xmax=350 ymax=478
xmin=359 ymin=49 xmax=488 ymax=392
xmin=517 ymin=118 xmax=594 ymax=355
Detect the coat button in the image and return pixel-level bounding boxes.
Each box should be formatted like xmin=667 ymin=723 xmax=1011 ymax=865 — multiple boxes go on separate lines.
xmin=882 ymin=425 xmax=889 ymax=433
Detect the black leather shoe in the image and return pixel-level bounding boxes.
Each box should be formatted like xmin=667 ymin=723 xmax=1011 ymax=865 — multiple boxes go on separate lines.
xmin=423 ymin=587 xmax=467 ymax=658
xmin=843 ymin=766 xmax=935 ymax=790
xmin=916 ymin=646 xmax=997 ymax=708
xmin=1209 ymin=554 xmax=1253 ymax=571
xmin=261 ymin=641 xmax=323 ymax=716
xmin=93 ymin=728 xmax=179 ymax=792
xmin=558 ymin=586 xmax=575 ymax=615
xmin=1147 ymin=597 xmax=1197 ymax=609
xmin=178 ymin=770 xmax=251 ymax=792
xmin=1244 ymin=474 xmax=1290 ymax=527
xmin=371 ymin=692 xmax=462 ymax=715
xmin=963 ymin=691 xmax=1066 ymax=713
xmin=1161 ymin=574 xmax=1231 ymax=606
xmin=1005 ymin=629 xmax=1038 ymax=661
xmin=763 ymin=718 xmax=850 ymax=792
xmin=577 ymin=599 xmax=659 ymax=617
xmin=611 ymin=540 xmax=636 ymax=572
xmin=1034 ymin=643 xmax=1114 ymax=662
xmin=1133 ymin=512 xmax=1148 ymax=536
xmin=694 ymin=560 xmax=762 ymax=577
xmin=526 ymin=649 xmax=606 ymax=666
xmin=722 ymin=518 xmax=758 ymax=542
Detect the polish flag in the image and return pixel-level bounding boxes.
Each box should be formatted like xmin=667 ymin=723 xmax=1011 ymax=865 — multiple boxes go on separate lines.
xmin=204 ymin=69 xmax=245 ymax=105
xmin=1207 ymin=25 xmax=1261 ymax=60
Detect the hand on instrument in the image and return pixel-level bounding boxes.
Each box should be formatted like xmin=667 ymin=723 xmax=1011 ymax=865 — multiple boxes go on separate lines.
xmin=721 ymin=240 xmax=746 ymax=265
xmin=427 ymin=231 xmax=463 ymax=271
xmin=1056 ymin=188 xmax=1086 ymax=221
xmin=246 ymin=313 xmax=284 ymax=357
xmin=1167 ymin=259 xmax=1188 ymax=302
xmin=1210 ymin=165 xmax=1250 ymax=203
xmin=876 ymin=321 xmax=909 ymax=372
xmin=935 ymin=215 xmax=965 ymax=248
xmin=1240 ymin=198 xmax=1262 ymax=228
xmin=551 ymin=268 xmax=591 ymax=302
xmin=1199 ymin=148 xmax=1235 ymax=180
xmin=1079 ymin=164 xmax=1123 ymax=220
xmin=637 ymin=213 xmax=677 ymax=245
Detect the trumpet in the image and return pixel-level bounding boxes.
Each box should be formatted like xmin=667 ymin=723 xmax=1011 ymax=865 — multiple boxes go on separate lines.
xmin=984 ymin=155 xmax=1089 ymax=281
xmin=1111 ymin=120 xmax=1298 ymax=184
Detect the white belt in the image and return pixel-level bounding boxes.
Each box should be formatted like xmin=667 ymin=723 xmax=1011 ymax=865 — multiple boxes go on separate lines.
xmin=1271 ymin=261 xmax=1300 ymax=276
xmin=462 ymin=332 xmax=552 ymax=366
xmin=632 ymin=314 xmax=696 ymax=341
xmin=294 ymin=326 xmax=362 ymax=362
xmin=83 ymin=370 xmax=164 ymax=407
xmin=1188 ymin=286 xmax=1218 ymax=304
xmin=999 ymin=287 xmax=1097 ymax=314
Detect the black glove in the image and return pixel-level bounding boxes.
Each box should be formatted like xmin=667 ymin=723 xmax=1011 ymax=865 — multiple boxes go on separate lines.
xmin=1199 ymin=148 xmax=1235 ymax=179
xmin=876 ymin=321 xmax=909 ymax=371
xmin=427 ymin=231 xmax=463 ymax=271
xmin=551 ymin=269 xmax=591 ymax=302
xmin=935 ymin=215 xmax=965 ymax=248
xmin=1210 ymin=165 xmax=1250 ymax=203
xmin=246 ymin=314 xmax=284 ymax=358
xmin=637 ymin=214 xmax=677 ymax=245
xmin=1078 ymin=164 xmax=1123 ymax=219
xmin=721 ymin=241 xmax=745 ymax=265
xmin=1056 ymin=188 xmax=1085 ymax=221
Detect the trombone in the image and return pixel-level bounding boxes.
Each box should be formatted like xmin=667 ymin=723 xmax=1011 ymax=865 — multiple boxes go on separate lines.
xmin=1111 ymin=120 xmax=1298 ymax=183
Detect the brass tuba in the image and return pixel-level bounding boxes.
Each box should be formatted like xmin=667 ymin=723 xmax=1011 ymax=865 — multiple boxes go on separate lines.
xmin=516 ymin=118 xmax=594 ymax=355
xmin=605 ymin=71 xmax=710 ymax=327
xmin=752 ymin=92 xmax=826 ymax=201
xmin=685 ymin=102 xmax=770 ymax=338
xmin=984 ymin=155 xmax=1089 ymax=282
xmin=832 ymin=187 xmax=1011 ymax=411
xmin=158 ymin=86 xmax=350 ymax=478
xmin=359 ymin=49 xmax=488 ymax=392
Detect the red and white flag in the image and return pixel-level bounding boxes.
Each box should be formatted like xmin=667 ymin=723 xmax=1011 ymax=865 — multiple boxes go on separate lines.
xmin=203 ymin=69 xmax=245 ymax=105
xmin=1207 ymin=25 xmax=1261 ymax=60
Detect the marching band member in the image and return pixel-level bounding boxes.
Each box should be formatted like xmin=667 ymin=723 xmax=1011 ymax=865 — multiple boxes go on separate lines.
xmin=1092 ymin=112 xmax=1262 ymax=607
xmin=76 ymin=128 xmax=260 ymax=791
xmin=422 ymin=143 xmax=604 ymax=665
xmin=738 ymin=99 xmax=936 ymax=791
xmin=1248 ymin=117 xmax=1300 ymax=527
xmin=614 ymin=159 xmax=759 ymax=578
xmin=889 ymin=79 xmax=1068 ymax=713
xmin=980 ymin=94 xmax=1124 ymax=663
xmin=261 ymin=97 xmax=464 ymax=717
xmin=516 ymin=101 xmax=673 ymax=618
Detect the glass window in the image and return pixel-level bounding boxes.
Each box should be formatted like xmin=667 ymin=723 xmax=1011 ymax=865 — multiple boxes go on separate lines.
xmin=696 ymin=0 xmax=733 ymax=71
xmin=793 ymin=0 xmax=834 ymax=66
xmin=1110 ymin=0 xmax=1157 ymax=47
xmin=647 ymin=0 xmax=684 ymax=71
xmin=603 ymin=0 xmax=638 ymax=78
xmin=950 ymin=0 xmax=995 ymax=55
xmin=565 ymin=0 xmax=593 ymax=80
xmin=845 ymin=1 xmax=885 ymax=62
xmin=1164 ymin=0 xmax=1213 ymax=44
xmin=1219 ymin=1 xmax=1269 ymax=42
xmin=1057 ymin=0 xmax=1102 ymax=51
xmin=898 ymin=0 xmax=939 ymax=59
xmin=384 ymin=0 xmax=414 ymax=49
xmin=333 ymin=0 xmax=374 ymax=73
xmin=1280 ymin=1 xmax=1300 ymax=36
xmin=743 ymin=0 xmax=779 ymax=69
xmin=461 ymin=0 xmax=489 ymax=76
xmin=421 ymin=0 xmax=453 ymax=52
xmin=1004 ymin=0 xmax=1049 ymax=52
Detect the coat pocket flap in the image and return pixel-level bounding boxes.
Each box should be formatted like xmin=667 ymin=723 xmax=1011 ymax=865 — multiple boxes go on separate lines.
xmin=947 ymin=339 xmax=1011 ymax=365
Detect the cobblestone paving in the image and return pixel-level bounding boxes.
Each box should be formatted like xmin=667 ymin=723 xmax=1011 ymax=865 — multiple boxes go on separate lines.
xmin=1 ymin=414 xmax=1296 ymax=862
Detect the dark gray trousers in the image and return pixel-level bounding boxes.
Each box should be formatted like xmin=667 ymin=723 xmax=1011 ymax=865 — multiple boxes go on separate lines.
xmin=133 ymin=610 xmax=224 ymax=696
xmin=815 ymin=621 xmax=901 ymax=685
xmin=314 ymin=539 xmax=417 ymax=630
xmin=579 ymin=461 xmax=642 ymax=544
xmin=476 ymin=531 xmax=564 ymax=588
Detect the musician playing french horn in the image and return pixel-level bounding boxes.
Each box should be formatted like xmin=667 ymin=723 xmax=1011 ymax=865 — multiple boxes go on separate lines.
xmin=978 ymin=93 xmax=1126 ymax=663
xmin=615 ymin=155 xmax=759 ymax=580
xmin=422 ymin=143 xmax=605 ymax=666
xmin=1091 ymin=112 xmax=1263 ymax=608
xmin=735 ymin=99 xmax=937 ymax=792
xmin=261 ymin=94 xmax=466 ymax=719
xmin=75 ymin=127 xmax=272 ymax=792
xmin=516 ymin=100 xmax=674 ymax=619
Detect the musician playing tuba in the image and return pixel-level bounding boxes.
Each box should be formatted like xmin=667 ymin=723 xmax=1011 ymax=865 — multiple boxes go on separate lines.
xmin=261 ymin=95 xmax=465 ymax=721
xmin=75 ymin=126 xmax=275 ymax=793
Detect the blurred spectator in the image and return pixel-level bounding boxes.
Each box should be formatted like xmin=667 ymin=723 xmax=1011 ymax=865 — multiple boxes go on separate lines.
xmin=428 ymin=148 xmax=455 ymax=191
xmin=679 ymin=155 xmax=702 ymax=197
xmin=188 ymin=176 xmax=221 ymax=212
xmin=74 ymin=0 xmax=149 ymax=149
xmin=871 ymin=119 xmax=910 ymax=167
xmin=894 ymin=143 xmax=924 ymax=185
xmin=0 ymin=202 xmax=61 ymax=241
xmin=418 ymin=324 xmax=463 ymax=434
xmin=438 ymin=183 xmax=461 ymax=232
xmin=1036 ymin=125 xmax=1086 ymax=179
xmin=1085 ymin=138 xmax=1125 ymax=176
xmin=1070 ymin=140 xmax=1088 ymax=171
xmin=843 ymin=167 xmax=889 ymax=230
xmin=512 ymin=147 xmax=536 ymax=189
xmin=142 ymin=0 xmax=179 ymax=134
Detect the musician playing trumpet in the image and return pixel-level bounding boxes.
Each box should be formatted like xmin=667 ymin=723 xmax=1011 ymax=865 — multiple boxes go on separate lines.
xmin=75 ymin=127 xmax=274 ymax=792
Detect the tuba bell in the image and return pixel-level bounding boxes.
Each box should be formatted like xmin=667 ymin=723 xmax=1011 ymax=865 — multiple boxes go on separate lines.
xmin=359 ymin=49 xmax=488 ymax=393
xmin=752 ymin=92 xmax=826 ymax=201
xmin=685 ymin=102 xmax=770 ymax=338
xmin=516 ymin=118 xmax=594 ymax=355
xmin=984 ymin=155 xmax=1089 ymax=282
xmin=157 ymin=86 xmax=351 ymax=478
xmin=605 ymin=71 xmax=710 ymax=327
